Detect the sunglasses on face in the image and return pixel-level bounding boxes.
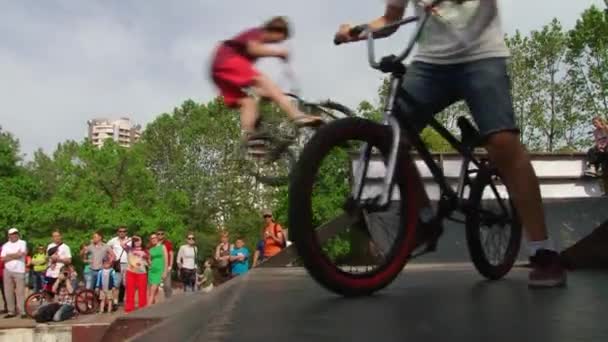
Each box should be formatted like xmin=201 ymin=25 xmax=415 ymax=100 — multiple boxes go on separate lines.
xmin=263 ymin=215 xmax=272 ymax=218
xmin=187 ymin=237 xmax=195 ymax=240
xmin=118 ymin=230 xmax=127 ymax=233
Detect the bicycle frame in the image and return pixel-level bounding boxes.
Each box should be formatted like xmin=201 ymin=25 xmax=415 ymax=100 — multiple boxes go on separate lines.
xmin=350 ymin=0 xmax=502 ymax=221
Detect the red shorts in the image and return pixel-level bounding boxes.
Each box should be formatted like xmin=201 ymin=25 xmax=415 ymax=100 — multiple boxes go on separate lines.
xmin=212 ymin=55 xmax=259 ymax=107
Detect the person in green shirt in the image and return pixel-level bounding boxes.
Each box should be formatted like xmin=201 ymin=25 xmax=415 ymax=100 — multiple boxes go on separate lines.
xmin=31 ymin=245 xmax=47 ymax=293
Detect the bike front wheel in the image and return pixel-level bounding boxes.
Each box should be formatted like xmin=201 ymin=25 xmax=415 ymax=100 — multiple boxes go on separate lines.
xmin=465 ymin=164 xmax=523 ymax=280
xmin=289 ymin=117 xmax=420 ymax=297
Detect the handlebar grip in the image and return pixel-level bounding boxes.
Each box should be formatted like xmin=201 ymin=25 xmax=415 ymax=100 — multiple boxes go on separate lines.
xmin=334 ymin=24 xmax=369 ymax=45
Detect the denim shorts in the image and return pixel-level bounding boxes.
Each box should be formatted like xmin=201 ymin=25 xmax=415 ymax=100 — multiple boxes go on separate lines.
xmin=394 ymin=57 xmax=518 ymax=138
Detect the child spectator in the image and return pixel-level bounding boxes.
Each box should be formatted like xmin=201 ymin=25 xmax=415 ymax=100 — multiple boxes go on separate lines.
xmin=197 ymin=258 xmax=214 ymax=293
xmin=95 ymin=258 xmax=117 ymax=313
xmin=229 ymin=238 xmax=250 ymax=276
xmin=31 ymin=245 xmax=47 ymax=293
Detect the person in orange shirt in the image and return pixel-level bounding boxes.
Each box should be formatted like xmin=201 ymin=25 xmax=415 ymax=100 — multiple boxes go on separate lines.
xmin=262 ymin=210 xmax=285 ymax=259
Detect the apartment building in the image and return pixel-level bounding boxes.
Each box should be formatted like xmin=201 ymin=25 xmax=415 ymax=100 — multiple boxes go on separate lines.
xmin=87 ymin=117 xmax=141 ymax=148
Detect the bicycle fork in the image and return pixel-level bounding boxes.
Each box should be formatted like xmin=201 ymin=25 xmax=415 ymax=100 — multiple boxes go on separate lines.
xmin=352 ymin=76 xmax=402 ymax=209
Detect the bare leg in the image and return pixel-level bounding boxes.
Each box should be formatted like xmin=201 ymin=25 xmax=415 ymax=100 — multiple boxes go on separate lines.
xmin=148 ymin=285 xmax=157 ymax=305
xmin=108 ymin=300 xmax=113 ymax=313
xmin=237 ymin=97 xmax=259 ymax=133
xmin=485 ymin=132 xmax=547 ymax=242
xmin=99 ymin=299 xmax=105 ymax=313
xmin=252 ymin=74 xmax=321 ymax=125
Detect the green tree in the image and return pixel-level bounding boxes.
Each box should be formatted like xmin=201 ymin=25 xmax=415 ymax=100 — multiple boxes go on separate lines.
xmin=567 ymin=5 xmax=608 ymax=119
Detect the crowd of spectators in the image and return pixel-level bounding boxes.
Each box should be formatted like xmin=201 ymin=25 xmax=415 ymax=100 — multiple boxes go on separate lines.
xmin=0 ymin=209 xmax=287 ymax=322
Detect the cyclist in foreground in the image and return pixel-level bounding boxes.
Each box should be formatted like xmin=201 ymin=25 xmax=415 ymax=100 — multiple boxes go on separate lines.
xmin=210 ymin=16 xmax=322 ymax=150
xmin=334 ymin=0 xmax=566 ymax=288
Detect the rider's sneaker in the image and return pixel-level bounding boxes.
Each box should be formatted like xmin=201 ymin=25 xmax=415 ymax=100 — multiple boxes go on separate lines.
xmin=292 ymin=114 xmax=324 ymax=128
xmin=528 ymin=249 xmax=567 ymax=288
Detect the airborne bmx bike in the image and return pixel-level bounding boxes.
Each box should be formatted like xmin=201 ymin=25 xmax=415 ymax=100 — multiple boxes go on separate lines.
xmin=240 ymin=63 xmax=356 ymax=186
xmin=289 ymin=0 xmax=522 ymax=297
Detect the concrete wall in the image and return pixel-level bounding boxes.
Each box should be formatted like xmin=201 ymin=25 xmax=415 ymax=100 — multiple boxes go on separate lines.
xmin=0 ymin=326 xmax=71 ymax=342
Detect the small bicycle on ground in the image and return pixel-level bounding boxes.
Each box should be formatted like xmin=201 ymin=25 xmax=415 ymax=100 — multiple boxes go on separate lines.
xmin=25 ymin=286 xmax=99 ymax=318
xmin=289 ymin=0 xmax=522 ymax=297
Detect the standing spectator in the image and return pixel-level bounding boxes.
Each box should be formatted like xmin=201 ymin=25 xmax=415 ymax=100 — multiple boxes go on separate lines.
xmin=33 ymin=266 xmax=76 ymax=323
xmin=31 ymin=245 xmax=47 ymax=293
xmin=125 ymin=235 xmax=148 ymax=313
xmin=46 ymin=230 xmax=72 ymax=292
xmin=229 ymin=237 xmax=250 ymax=277
xmin=214 ymin=231 xmax=233 ymax=283
xmin=79 ymin=243 xmax=91 ymax=290
xmin=197 ymin=258 xmax=214 ymax=293
xmin=156 ymin=229 xmax=174 ymax=299
xmin=107 ymin=226 xmax=131 ymax=305
xmin=262 ymin=210 xmax=285 ymax=260
xmin=95 ymin=259 xmax=117 ymax=314
xmin=147 ymin=233 xmax=167 ymax=305
xmin=0 ymin=227 xmax=27 ymax=318
xmin=81 ymin=231 xmax=115 ymax=290
xmin=177 ymin=233 xmax=198 ymax=292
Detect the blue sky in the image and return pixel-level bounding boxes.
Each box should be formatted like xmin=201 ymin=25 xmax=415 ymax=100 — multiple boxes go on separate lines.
xmin=1 ymin=0 xmax=604 ymax=158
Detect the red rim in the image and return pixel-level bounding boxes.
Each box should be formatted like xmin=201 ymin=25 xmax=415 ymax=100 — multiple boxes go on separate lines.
xmin=307 ymin=154 xmax=419 ymax=290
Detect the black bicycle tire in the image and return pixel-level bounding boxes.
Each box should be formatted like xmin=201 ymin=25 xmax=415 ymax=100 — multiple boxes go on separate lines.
xmin=465 ymin=166 xmax=522 ymax=280
xmin=25 ymin=291 xmax=53 ymax=318
xmin=289 ymin=117 xmax=420 ymax=297
xmin=75 ymin=289 xmax=99 ymax=314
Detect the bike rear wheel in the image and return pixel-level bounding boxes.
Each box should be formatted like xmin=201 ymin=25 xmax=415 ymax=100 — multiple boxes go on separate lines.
xmin=75 ymin=289 xmax=99 ymax=314
xmin=25 ymin=291 xmax=53 ymax=318
xmin=245 ymin=96 xmax=355 ymax=187
xmin=466 ymin=164 xmax=522 ymax=280
xmin=289 ymin=117 xmax=420 ymax=297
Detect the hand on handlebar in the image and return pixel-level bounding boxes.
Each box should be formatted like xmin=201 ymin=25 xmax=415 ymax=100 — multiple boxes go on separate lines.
xmin=334 ymin=24 xmax=366 ymax=45
xmin=277 ymin=48 xmax=290 ymax=61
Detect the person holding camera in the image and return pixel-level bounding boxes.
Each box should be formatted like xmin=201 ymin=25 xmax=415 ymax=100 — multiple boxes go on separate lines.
xmin=33 ymin=266 xmax=76 ymax=323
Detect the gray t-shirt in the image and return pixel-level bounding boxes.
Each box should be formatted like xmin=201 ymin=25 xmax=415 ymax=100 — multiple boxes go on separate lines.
xmin=86 ymin=243 xmax=111 ymax=270
xmin=101 ymin=269 xmax=112 ymax=291
xmin=387 ymin=0 xmax=509 ymax=64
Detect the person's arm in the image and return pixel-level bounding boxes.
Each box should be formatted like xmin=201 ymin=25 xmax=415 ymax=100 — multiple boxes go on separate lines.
xmin=58 ymin=247 xmax=72 ymax=265
xmin=176 ymin=246 xmax=184 ymax=269
xmin=246 ymin=40 xmax=288 ymax=59
xmin=52 ymin=275 xmax=63 ymax=292
xmin=167 ymin=246 xmax=174 ymax=272
xmin=252 ymin=250 xmax=260 ymax=268
xmin=214 ymin=245 xmax=221 ymax=260
xmin=65 ymin=277 xmax=74 ymax=294
xmin=161 ymin=246 xmax=168 ymax=279
xmin=335 ymin=1 xmax=407 ymax=43
xmin=268 ymin=225 xmax=284 ymax=245
xmin=107 ymin=247 xmax=116 ymax=263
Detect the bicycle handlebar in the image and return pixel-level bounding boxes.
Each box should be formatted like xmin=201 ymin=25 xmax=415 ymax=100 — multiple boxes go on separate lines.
xmin=333 ymin=0 xmax=451 ymax=71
